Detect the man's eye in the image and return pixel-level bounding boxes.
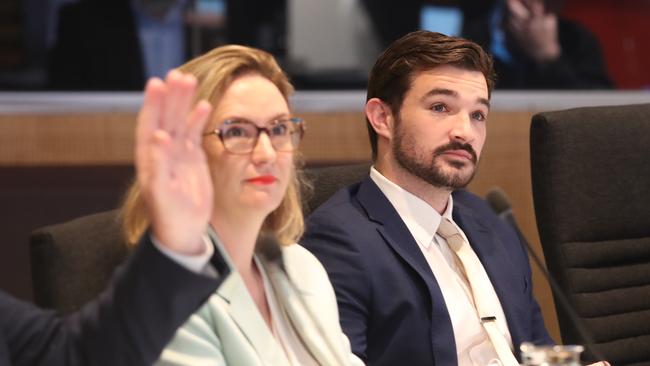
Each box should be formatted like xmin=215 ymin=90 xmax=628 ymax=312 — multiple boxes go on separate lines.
xmin=431 ymin=104 xmax=447 ymax=112
xmin=471 ymin=111 xmax=486 ymax=121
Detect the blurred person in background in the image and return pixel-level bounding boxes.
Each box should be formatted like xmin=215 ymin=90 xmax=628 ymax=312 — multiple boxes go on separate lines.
xmin=461 ymin=0 xmax=612 ymax=89
xmin=361 ymin=0 xmax=612 ymax=89
xmin=48 ymin=0 xmax=226 ymax=90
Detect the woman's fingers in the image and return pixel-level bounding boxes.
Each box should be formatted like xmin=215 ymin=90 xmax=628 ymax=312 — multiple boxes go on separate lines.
xmin=137 ymin=78 xmax=165 ymax=145
xmin=173 ymin=73 xmax=199 ymax=139
xmin=161 ymin=70 xmax=185 ymax=134
xmin=136 ymin=78 xmax=166 ymax=184
xmin=186 ymin=100 xmax=213 ymax=146
xmin=160 ymin=70 xmax=202 ymax=142
xmin=138 ymin=71 xmax=207 ymax=181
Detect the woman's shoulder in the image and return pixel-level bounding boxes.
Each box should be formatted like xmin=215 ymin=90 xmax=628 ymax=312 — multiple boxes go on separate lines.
xmin=280 ymin=243 xmax=332 ymax=288
xmin=281 ymin=242 xmax=318 ymax=261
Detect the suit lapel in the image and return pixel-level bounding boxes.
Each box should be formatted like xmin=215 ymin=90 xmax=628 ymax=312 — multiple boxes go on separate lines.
xmin=356 ymin=177 xmax=458 ymax=365
xmin=209 ymin=229 xmax=291 ymax=366
xmin=452 ymin=200 xmax=528 ymax=347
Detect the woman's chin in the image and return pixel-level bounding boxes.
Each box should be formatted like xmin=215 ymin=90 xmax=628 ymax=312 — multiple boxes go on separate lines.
xmin=239 ymin=191 xmax=283 ymax=212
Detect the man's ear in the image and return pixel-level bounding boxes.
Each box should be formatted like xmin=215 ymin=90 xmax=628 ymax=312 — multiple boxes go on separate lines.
xmin=365 ymin=98 xmax=395 ymax=140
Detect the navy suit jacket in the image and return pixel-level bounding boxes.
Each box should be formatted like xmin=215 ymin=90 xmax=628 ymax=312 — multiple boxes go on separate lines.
xmin=301 ymin=177 xmax=553 ymax=365
xmin=0 ymin=235 xmax=227 ymax=366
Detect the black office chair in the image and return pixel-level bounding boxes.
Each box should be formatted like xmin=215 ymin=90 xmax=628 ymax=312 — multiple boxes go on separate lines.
xmin=30 ymin=210 xmax=127 ymax=314
xmin=530 ymin=103 xmax=650 ymax=365
xmin=301 ymin=163 xmax=370 ymax=215
xmin=30 ymin=163 xmax=370 ymax=314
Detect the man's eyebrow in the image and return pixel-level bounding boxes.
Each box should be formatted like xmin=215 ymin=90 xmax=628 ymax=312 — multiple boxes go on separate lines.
xmin=421 ymin=88 xmax=491 ymax=109
xmin=477 ymin=97 xmax=490 ymax=110
xmin=421 ymin=88 xmax=457 ymax=102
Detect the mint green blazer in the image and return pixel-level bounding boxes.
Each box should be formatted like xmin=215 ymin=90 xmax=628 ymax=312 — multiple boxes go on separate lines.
xmin=155 ymin=242 xmax=364 ymax=366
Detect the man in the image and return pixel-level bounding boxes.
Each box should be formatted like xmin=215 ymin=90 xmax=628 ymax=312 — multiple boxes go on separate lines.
xmin=0 ymin=71 xmax=227 ymax=365
xmin=300 ymin=31 xmax=552 ymax=365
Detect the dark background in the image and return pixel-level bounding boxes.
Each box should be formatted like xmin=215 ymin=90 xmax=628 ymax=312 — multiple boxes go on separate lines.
xmin=2 ymin=0 xmax=650 ymax=91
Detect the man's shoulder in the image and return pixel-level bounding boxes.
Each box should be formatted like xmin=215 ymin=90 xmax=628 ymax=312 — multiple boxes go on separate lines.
xmin=452 ymin=190 xmax=507 ymax=228
xmin=452 ymin=190 xmax=521 ymax=244
xmin=452 ymin=189 xmax=491 ymax=211
xmin=306 ymin=180 xmax=367 ymax=222
xmin=302 ymin=178 xmax=382 ymax=248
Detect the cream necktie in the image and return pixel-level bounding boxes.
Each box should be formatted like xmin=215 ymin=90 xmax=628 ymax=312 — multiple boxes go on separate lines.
xmin=437 ymin=218 xmax=519 ymax=366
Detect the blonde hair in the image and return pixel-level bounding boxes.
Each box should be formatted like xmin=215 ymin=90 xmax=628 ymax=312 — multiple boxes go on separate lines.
xmin=121 ymin=45 xmax=305 ymax=247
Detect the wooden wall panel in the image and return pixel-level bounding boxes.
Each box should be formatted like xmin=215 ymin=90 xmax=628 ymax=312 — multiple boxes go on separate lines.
xmin=0 ymin=113 xmax=136 ymax=165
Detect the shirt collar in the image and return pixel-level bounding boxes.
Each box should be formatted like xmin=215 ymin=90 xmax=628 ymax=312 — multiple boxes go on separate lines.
xmin=370 ymin=166 xmax=454 ymax=250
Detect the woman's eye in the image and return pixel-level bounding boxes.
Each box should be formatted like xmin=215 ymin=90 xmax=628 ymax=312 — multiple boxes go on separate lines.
xmin=270 ymin=123 xmax=289 ymax=136
xmin=471 ymin=111 xmax=486 ymax=121
xmin=223 ymin=126 xmax=248 ymax=138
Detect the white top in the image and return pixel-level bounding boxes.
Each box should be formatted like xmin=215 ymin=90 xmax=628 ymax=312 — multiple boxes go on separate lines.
xmin=155 ymin=243 xmax=363 ymax=366
xmin=257 ymin=257 xmax=319 ymax=366
xmin=370 ymin=167 xmax=514 ymax=366
xmin=152 ymin=233 xmax=215 ymax=275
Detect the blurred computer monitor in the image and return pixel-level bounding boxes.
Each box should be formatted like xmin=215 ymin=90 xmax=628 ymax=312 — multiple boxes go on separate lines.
xmin=420 ymin=5 xmax=463 ymax=36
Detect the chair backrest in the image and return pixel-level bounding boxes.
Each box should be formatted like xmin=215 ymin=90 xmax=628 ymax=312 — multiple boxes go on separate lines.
xmin=301 ymin=163 xmax=370 ymax=215
xmin=30 ymin=163 xmax=370 ymax=313
xmin=530 ymin=103 xmax=650 ymax=365
xmin=30 ymin=210 xmax=127 ymax=314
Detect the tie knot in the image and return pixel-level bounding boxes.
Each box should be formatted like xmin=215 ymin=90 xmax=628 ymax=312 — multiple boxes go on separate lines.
xmin=437 ymin=219 xmax=464 ymax=251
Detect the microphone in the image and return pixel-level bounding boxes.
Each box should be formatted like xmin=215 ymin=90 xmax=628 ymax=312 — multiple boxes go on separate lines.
xmin=486 ymin=188 xmax=527 ymax=244
xmin=485 ymin=187 xmax=605 ymax=362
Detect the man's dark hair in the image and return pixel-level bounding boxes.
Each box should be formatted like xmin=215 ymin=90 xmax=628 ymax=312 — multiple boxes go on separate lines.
xmin=366 ymin=31 xmax=496 ymax=160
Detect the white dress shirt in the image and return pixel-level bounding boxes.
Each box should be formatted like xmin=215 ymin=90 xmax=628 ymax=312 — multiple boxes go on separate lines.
xmin=370 ymin=167 xmax=513 ymax=366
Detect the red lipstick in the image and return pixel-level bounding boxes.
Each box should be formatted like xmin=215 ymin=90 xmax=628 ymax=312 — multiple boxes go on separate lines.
xmin=247 ymin=175 xmax=277 ymax=185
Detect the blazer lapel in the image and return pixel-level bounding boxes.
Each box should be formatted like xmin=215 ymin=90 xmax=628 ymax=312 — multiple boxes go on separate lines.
xmin=452 ymin=201 xmax=528 ymax=347
xmin=262 ymin=257 xmax=347 ymax=366
xmin=355 ymin=177 xmax=458 ymax=365
xmin=210 ymin=230 xmax=291 ymax=366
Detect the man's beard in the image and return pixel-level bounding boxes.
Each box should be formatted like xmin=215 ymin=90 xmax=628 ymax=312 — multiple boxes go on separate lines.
xmin=393 ymin=123 xmax=479 ymax=190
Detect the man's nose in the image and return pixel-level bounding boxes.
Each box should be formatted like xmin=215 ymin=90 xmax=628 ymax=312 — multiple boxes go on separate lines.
xmin=448 ymin=113 xmax=472 ymax=142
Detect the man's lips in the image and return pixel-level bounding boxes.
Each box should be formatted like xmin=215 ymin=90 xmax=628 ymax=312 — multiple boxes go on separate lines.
xmin=440 ymin=149 xmax=474 ymax=161
xmin=246 ymin=175 xmax=277 ymax=185
xmin=434 ymin=141 xmax=478 ymax=164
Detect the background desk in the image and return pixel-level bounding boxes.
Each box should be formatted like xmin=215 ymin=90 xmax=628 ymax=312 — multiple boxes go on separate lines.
xmin=1 ymin=90 xmax=648 ymax=342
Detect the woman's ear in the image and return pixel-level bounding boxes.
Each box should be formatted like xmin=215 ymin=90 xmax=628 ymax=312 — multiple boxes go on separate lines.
xmin=365 ymin=98 xmax=395 ymax=141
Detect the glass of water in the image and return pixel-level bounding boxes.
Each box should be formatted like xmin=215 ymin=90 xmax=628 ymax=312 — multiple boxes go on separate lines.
xmin=520 ymin=342 xmax=585 ymax=366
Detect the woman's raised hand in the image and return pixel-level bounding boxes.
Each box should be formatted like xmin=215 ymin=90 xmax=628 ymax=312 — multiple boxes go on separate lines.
xmin=136 ymin=70 xmax=214 ymax=255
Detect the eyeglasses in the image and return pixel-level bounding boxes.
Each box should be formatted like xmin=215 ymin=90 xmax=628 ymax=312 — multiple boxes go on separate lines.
xmin=204 ymin=117 xmax=305 ymax=154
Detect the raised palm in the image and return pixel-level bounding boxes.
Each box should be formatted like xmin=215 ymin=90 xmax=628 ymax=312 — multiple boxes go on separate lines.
xmin=135 ymin=70 xmax=213 ymax=255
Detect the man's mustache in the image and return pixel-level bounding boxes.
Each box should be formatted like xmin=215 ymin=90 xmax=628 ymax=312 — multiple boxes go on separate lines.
xmin=433 ymin=141 xmax=477 ymax=164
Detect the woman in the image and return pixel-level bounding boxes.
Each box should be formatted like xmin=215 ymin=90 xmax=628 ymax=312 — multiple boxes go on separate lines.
xmin=121 ymin=45 xmax=363 ymax=366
